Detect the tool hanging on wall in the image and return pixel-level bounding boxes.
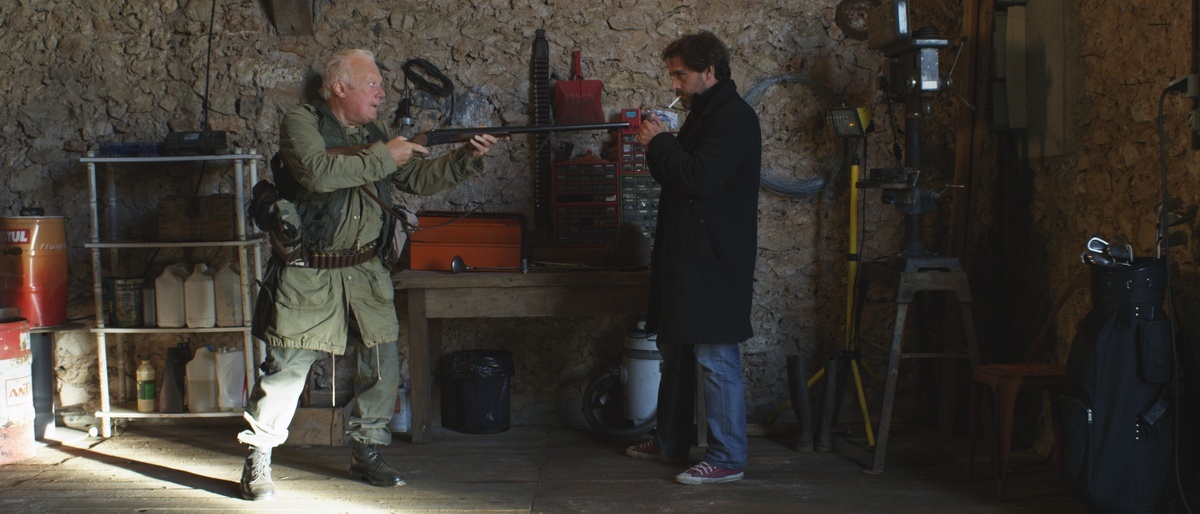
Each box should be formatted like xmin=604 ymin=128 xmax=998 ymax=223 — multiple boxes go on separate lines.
xmin=554 ymin=49 xmax=605 ymax=125
xmin=398 ymin=58 xmax=456 ymax=130
xmin=531 ymin=29 xmax=554 ymax=228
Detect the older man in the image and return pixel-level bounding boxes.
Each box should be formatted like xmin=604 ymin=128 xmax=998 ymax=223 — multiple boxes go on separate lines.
xmin=238 ymin=48 xmax=500 ymax=501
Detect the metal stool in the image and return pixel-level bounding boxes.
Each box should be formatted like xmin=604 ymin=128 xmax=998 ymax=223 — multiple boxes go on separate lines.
xmin=855 ymin=260 xmax=981 ymax=474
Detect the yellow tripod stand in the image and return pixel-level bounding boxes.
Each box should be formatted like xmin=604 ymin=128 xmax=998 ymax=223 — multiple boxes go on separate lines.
xmin=772 ymin=113 xmax=879 ymax=451
xmin=805 ymin=153 xmax=878 ymax=451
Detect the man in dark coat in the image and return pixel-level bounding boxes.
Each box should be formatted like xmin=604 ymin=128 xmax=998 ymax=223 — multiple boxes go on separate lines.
xmin=624 ymin=30 xmax=762 ymax=485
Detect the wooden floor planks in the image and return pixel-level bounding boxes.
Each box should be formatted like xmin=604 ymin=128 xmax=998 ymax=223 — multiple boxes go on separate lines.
xmin=0 ymin=421 xmax=1087 ymax=513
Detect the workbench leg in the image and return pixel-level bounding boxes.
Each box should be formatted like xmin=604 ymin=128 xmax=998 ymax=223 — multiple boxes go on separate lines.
xmin=695 ymin=361 xmax=707 ymax=448
xmin=868 ymin=302 xmax=909 ymax=475
xmin=407 ymin=291 xmax=431 ymax=444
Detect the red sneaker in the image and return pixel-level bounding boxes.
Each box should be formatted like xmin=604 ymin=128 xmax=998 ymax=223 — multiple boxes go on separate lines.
xmin=625 ymin=440 xmax=687 ymax=464
xmin=674 ymin=461 xmax=744 ymax=485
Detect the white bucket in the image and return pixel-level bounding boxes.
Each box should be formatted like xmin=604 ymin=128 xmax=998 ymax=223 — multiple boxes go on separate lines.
xmin=622 ymin=322 xmax=660 ymax=425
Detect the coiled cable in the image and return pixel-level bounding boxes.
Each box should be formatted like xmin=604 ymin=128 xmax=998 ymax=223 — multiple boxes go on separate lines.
xmin=743 ymin=72 xmax=844 ymax=199
xmin=402 ymin=58 xmax=456 ymax=125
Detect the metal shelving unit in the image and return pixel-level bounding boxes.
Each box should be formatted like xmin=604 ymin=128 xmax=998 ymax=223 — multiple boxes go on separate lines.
xmin=80 ymin=150 xmax=264 ymax=437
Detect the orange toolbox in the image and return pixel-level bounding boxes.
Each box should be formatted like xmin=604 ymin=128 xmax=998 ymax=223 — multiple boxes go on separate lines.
xmin=409 ymin=211 xmax=525 ymax=271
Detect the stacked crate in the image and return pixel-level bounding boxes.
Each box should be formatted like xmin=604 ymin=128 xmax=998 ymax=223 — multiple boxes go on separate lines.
xmin=551 ymin=153 xmax=619 ymax=247
xmin=615 ymin=108 xmax=661 ymax=245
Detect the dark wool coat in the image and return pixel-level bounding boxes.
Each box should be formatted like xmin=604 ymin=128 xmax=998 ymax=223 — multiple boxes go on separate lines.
xmin=643 ymin=79 xmax=762 ymax=345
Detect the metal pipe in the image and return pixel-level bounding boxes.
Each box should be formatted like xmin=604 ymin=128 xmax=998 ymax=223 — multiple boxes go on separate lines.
xmin=816 ymin=354 xmax=838 ymax=452
xmin=787 ymin=355 xmax=814 ymax=452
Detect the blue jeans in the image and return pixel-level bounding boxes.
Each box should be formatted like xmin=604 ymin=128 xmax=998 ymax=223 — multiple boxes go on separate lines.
xmin=654 ymin=342 xmax=748 ymax=469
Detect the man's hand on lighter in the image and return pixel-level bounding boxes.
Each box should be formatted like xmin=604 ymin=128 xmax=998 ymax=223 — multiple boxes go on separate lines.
xmin=386 ymin=136 xmax=430 ymax=166
xmin=637 ymin=114 xmax=666 ymax=147
xmin=464 ymin=133 xmax=503 ymax=159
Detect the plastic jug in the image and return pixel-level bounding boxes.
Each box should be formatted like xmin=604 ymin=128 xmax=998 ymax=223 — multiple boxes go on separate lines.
xmin=214 ymin=263 xmax=243 ymax=327
xmin=214 ymin=347 xmax=245 ymax=411
xmin=185 ymin=346 xmax=218 ymax=413
xmin=154 ymin=263 xmax=189 ymax=328
xmin=184 ymin=263 xmax=216 ymax=328
xmin=136 ymin=358 xmax=156 ymax=413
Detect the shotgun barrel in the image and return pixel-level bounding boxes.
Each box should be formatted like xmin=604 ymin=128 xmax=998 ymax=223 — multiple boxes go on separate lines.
xmin=411 ymin=122 xmax=630 ymax=146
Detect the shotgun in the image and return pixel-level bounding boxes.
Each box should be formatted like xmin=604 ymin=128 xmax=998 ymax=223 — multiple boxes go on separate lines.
xmin=410 ymin=122 xmax=630 ymax=146
xmin=324 ymin=122 xmax=631 ymax=155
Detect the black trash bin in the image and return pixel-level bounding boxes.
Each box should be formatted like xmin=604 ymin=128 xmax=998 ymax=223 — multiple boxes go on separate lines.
xmin=441 ymin=349 xmax=514 ymax=434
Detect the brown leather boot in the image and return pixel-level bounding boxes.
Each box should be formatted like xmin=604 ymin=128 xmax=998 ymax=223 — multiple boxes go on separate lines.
xmin=240 ymin=447 xmax=275 ymax=501
xmin=349 ymin=442 xmax=406 ymax=487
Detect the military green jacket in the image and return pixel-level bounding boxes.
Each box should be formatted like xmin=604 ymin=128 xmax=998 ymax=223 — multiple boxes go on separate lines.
xmin=259 ymin=101 xmax=483 ymax=353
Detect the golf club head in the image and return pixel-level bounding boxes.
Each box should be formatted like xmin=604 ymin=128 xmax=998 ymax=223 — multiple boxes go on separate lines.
xmin=1158 ymin=212 xmax=1180 ymax=232
xmin=450 ymin=255 xmax=467 ymax=274
xmin=1107 ymin=244 xmax=1133 ymax=263
xmin=1156 ymin=197 xmax=1183 ymax=217
xmin=1166 ymin=230 xmax=1189 ymax=248
xmin=1081 ymin=250 xmax=1114 ymax=267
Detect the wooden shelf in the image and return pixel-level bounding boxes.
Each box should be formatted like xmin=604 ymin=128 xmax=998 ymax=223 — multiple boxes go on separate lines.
xmin=91 ymin=326 xmax=250 ymax=334
xmin=80 ymin=153 xmax=263 ymax=164
xmin=85 ymin=237 xmax=264 ymax=249
xmin=96 ymin=403 xmax=243 ymax=419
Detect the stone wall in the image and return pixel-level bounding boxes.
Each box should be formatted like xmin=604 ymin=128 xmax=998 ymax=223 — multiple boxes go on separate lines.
xmin=1 ymin=0 xmax=987 ymax=432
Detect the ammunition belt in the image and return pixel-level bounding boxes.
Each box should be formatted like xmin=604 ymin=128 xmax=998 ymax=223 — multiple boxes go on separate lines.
xmin=285 ymin=241 xmax=378 ymax=269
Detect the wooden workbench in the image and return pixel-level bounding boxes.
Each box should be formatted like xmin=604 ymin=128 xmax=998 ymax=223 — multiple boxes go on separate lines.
xmin=392 ymin=269 xmax=651 ymax=443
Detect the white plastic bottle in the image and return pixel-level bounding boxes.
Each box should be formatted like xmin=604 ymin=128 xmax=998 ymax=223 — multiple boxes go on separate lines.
xmin=214 ymin=263 xmax=243 ymax=327
xmin=185 ymin=346 xmax=218 ymax=413
xmin=136 ymin=358 xmax=156 ymax=413
xmin=184 ymin=263 xmax=216 ymax=328
xmin=154 ymin=263 xmax=189 ymax=328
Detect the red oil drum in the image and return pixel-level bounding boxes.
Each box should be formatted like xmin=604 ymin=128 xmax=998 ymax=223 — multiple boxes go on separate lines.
xmin=0 ymin=317 xmax=34 ymax=464
xmin=0 ymin=215 xmax=68 ymax=327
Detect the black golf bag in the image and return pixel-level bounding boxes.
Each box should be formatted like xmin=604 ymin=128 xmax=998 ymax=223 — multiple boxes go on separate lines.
xmin=1060 ymin=259 xmax=1174 ymax=513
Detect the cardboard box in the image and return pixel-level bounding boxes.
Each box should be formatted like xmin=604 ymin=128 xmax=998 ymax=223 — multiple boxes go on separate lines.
xmin=410 ymin=211 xmax=523 ymax=271
xmin=283 ymin=407 xmax=348 ymax=447
xmin=157 ymin=195 xmax=236 ymax=241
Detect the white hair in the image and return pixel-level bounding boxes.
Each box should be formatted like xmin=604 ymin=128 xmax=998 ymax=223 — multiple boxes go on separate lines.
xmin=320 ymin=49 xmax=376 ymax=101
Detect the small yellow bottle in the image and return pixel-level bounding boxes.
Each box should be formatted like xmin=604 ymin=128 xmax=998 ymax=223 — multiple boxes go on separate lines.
xmin=136 ymin=359 xmax=157 ymax=413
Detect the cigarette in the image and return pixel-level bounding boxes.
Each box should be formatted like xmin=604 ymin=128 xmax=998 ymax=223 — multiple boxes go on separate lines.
xmin=667 ymin=96 xmax=681 ymax=109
